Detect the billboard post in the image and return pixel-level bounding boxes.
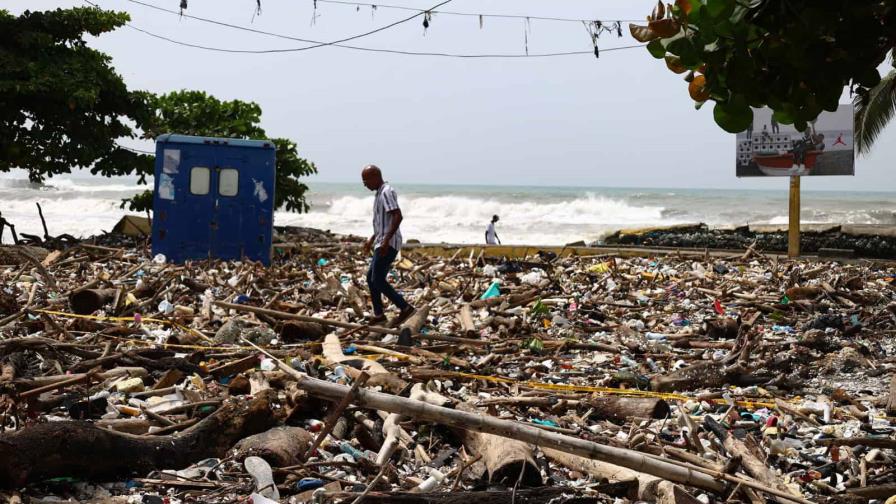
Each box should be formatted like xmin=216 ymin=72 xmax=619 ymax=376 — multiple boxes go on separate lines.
xmin=789 ymin=176 xmax=800 ymax=257
xmin=736 ymin=104 xmax=854 ymax=258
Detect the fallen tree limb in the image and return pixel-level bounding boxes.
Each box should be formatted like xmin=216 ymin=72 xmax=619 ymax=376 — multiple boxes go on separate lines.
xmin=704 ymin=416 xmax=802 ymax=500
xmin=0 ymin=391 xmax=278 ymax=488
xmin=244 ymin=342 xmax=724 ymax=494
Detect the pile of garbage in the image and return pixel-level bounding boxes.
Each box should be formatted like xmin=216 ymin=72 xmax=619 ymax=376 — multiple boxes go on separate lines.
xmin=602 ymin=223 xmax=896 ymax=259
xmin=1 ymin=231 xmax=896 ymax=504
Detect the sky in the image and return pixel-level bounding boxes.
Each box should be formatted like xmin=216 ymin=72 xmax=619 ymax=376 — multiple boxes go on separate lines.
xmin=8 ymin=0 xmax=896 ymax=192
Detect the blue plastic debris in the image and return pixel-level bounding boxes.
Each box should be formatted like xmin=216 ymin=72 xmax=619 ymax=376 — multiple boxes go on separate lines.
xmin=480 ymin=281 xmax=501 ymax=300
xmin=296 ymin=478 xmax=325 ymax=491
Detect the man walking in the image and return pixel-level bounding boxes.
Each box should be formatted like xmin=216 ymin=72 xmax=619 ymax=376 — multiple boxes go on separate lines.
xmin=361 ymin=165 xmax=414 ymax=324
xmin=485 ymin=215 xmax=501 ymax=245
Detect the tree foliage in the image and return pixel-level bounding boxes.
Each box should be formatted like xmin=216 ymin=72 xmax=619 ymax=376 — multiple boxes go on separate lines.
xmin=853 ymin=69 xmax=896 ymax=155
xmin=0 ymin=7 xmax=148 ymax=181
xmin=133 ymin=90 xmax=317 ymax=213
xmin=632 ymin=1 xmax=896 ymax=132
xmin=2 ymin=7 xmax=316 ymax=214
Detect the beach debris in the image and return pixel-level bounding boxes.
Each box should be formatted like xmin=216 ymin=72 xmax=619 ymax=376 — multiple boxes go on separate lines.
xmin=0 ymin=224 xmax=894 ymax=503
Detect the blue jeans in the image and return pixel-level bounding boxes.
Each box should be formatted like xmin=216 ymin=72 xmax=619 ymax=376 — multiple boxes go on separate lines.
xmin=367 ymin=246 xmax=409 ymax=316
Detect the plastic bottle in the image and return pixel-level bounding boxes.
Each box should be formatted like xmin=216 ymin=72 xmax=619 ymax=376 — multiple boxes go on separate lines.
xmin=414 ymin=468 xmax=446 ymax=492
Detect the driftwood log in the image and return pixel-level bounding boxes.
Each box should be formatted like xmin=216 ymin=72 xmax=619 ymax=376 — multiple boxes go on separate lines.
xmin=457 ymin=304 xmax=477 ymax=337
xmin=325 ymin=488 xmax=587 ymax=504
xmin=0 ymin=391 xmax=278 ymax=488
xmin=279 ymin=320 xmax=328 ymax=341
xmin=650 ymin=361 xmax=770 ymax=392
xmin=234 ymin=426 xmax=313 ymax=466
xmin=69 ymin=288 xmax=118 ymax=315
xmin=588 ymin=397 xmax=670 ymax=423
xmin=455 ymin=403 xmax=541 ymax=486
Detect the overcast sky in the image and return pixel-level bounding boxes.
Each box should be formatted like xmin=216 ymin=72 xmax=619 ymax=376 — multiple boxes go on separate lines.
xmin=9 ymin=0 xmax=896 ymax=192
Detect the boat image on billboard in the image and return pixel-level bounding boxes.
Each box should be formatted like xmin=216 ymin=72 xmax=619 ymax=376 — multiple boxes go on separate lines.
xmin=736 ymin=105 xmax=855 ymax=177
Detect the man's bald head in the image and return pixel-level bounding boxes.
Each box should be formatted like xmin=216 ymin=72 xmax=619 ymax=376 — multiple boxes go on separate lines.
xmin=361 ymin=164 xmax=384 ymax=191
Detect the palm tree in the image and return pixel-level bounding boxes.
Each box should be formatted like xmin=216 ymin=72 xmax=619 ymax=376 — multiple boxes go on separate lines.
xmin=854 ymin=65 xmax=896 ymax=156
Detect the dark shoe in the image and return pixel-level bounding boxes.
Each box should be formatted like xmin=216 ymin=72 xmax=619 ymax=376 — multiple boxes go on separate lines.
xmin=366 ymin=314 xmax=387 ymax=325
xmin=394 ymin=306 xmax=416 ymax=326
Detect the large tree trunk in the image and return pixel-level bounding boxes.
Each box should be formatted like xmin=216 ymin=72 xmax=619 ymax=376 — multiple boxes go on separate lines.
xmin=0 ymin=391 xmax=277 ymax=488
xmin=455 ymin=403 xmax=541 ymax=486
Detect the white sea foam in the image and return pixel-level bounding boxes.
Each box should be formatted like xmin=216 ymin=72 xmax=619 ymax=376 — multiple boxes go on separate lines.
xmin=278 ymin=193 xmax=672 ymax=245
xmin=1 ymin=175 xmax=895 ymax=244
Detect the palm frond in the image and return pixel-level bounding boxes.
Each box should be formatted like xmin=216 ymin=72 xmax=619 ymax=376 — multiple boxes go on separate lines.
xmin=854 ymin=69 xmax=896 ymax=156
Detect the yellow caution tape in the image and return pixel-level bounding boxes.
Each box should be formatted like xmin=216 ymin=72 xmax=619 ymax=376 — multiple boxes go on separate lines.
xmin=34 ymin=308 xmax=210 ymax=342
xmin=33 ymin=310 xmax=779 ymax=409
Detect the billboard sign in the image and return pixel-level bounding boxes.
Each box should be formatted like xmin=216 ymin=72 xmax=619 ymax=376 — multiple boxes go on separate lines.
xmin=736 ymin=105 xmax=854 ymax=177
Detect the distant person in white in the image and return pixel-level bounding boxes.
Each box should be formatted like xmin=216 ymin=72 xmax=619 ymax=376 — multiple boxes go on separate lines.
xmin=485 ymin=215 xmax=501 ymax=245
xmin=361 ymin=164 xmax=414 ymax=325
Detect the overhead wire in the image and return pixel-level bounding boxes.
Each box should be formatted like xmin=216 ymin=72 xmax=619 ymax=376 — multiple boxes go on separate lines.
xmin=312 ymin=0 xmax=645 ymax=24
xmin=87 ymin=0 xmax=645 ymax=58
xmin=86 ymin=0 xmax=455 ymax=53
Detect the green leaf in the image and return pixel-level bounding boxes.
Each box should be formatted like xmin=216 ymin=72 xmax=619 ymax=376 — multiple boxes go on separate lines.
xmin=706 ymin=0 xmax=734 ymax=19
xmin=647 ymin=39 xmax=666 ymax=59
xmin=713 ymin=99 xmax=753 ymax=132
xmin=772 ymin=109 xmax=794 ymax=125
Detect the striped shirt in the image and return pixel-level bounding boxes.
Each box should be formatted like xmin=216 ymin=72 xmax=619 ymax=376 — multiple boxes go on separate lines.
xmin=372 ymin=183 xmax=403 ymax=251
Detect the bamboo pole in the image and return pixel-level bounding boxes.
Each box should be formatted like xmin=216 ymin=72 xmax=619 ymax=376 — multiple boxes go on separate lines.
xmin=240 ymin=340 xmax=723 ymax=493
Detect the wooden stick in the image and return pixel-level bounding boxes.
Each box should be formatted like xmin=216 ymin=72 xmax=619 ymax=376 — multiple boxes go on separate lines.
xmin=305 ymin=372 xmax=370 ymax=459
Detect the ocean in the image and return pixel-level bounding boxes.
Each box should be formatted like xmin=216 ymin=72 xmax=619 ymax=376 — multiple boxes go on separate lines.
xmin=1 ymin=173 xmax=896 ymax=245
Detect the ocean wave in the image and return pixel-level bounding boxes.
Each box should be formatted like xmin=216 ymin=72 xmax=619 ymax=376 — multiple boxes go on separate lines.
xmin=321 ymin=194 xmax=667 ymax=227
xmin=0 ymin=177 xmax=142 ymax=193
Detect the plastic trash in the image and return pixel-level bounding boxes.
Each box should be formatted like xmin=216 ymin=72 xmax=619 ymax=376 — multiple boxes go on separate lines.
xmin=248 ymin=493 xmax=279 ymax=504
xmin=520 ymin=271 xmax=543 ymax=285
xmin=157 ymin=300 xmax=174 ymax=315
xmin=480 ymin=280 xmax=501 ymax=300
xmin=588 ymin=262 xmax=611 ymax=273
xmin=245 ymin=456 xmax=279 ymax=500
xmin=317 ymin=258 xmax=329 ymax=267
xmin=114 ymin=377 xmax=145 ymax=394
xmin=415 ymin=468 xmax=446 ymax=492
xmin=151 ymin=254 xmax=166 ymax=264
xmin=259 ymin=358 xmax=277 ymax=372
xmin=297 ymin=478 xmax=326 ymax=491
